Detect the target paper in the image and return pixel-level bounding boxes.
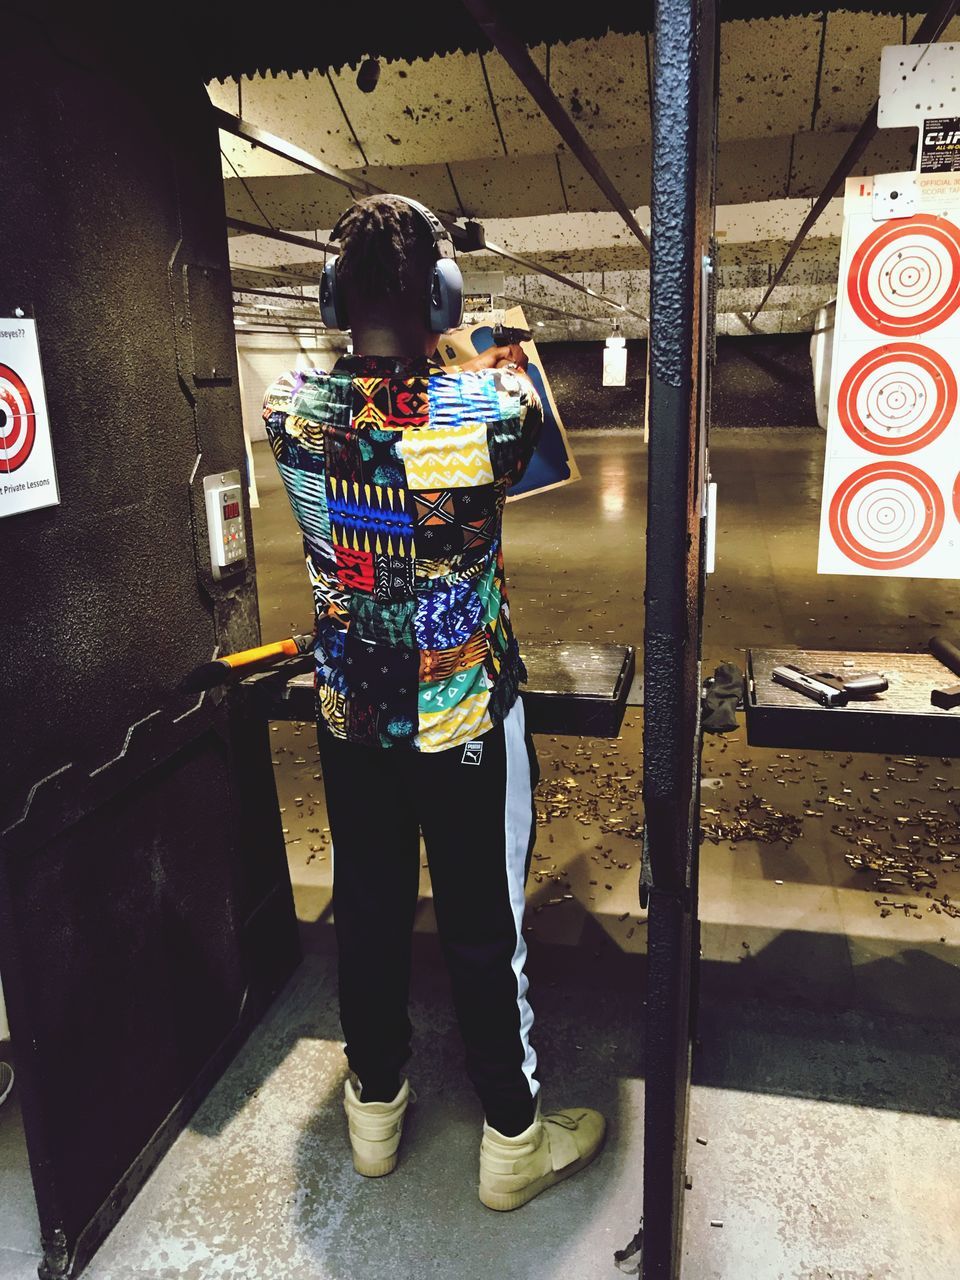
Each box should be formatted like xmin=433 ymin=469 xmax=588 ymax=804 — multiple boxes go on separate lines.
xmin=0 ymin=363 xmax=37 ymax=472
xmin=818 ymin=175 xmax=960 ymax=578
xmin=837 ymin=343 xmax=956 ymax=454
xmin=0 ymin=318 xmax=59 ymax=518
xmin=828 ymin=461 xmax=944 ymax=570
xmin=438 ymin=305 xmax=579 ymax=502
xmin=847 ymin=214 xmax=960 ymax=336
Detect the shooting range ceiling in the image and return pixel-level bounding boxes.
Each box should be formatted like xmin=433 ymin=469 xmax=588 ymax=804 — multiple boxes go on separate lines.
xmin=214 ymin=8 xmax=960 ymax=337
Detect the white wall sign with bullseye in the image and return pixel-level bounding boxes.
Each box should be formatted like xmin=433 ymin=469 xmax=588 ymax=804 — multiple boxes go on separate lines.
xmin=0 ymin=318 xmax=59 ymax=518
xmin=818 ymin=174 xmax=960 ymax=578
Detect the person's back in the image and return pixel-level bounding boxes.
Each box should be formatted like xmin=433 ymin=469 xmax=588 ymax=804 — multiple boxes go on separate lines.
xmin=263 ymin=353 xmax=536 ymax=752
xmin=263 ymin=194 xmax=604 ymax=1210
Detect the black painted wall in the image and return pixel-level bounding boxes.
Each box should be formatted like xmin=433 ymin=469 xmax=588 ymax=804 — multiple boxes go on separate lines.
xmin=538 ymin=333 xmax=818 ymax=429
xmin=0 ymin=13 xmax=298 ymax=1277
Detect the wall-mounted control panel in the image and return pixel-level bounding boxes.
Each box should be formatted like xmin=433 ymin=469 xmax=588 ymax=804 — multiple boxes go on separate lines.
xmin=203 ymin=470 xmax=247 ymax=580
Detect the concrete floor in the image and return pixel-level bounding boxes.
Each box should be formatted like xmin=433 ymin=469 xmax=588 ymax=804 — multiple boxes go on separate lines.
xmin=3 ymin=429 xmax=959 ymax=1279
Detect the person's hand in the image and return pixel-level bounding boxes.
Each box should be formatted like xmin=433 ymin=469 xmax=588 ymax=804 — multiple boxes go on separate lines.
xmin=494 ymin=342 xmax=528 ymax=372
xmin=458 ymin=343 xmax=528 ymax=373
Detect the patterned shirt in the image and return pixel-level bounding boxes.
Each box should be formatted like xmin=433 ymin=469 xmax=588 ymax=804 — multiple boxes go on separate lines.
xmin=263 ymin=354 xmax=543 ymax=752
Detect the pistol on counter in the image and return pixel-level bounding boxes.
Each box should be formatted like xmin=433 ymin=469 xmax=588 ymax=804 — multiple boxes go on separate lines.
xmin=771 ymin=664 xmax=888 ymax=708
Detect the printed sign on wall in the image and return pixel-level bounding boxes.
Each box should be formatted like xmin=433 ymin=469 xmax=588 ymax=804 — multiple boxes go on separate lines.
xmin=0 ymin=317 xmax=59 ymax=518
xmin=438 ymin=305 xmax=580 ymax=502
xmin=818 ymin=174 xmax=960 ymax=578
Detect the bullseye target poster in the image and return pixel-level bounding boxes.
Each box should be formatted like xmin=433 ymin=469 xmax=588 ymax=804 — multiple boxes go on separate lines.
xmin=0 ymin=318 xmax=59 ymax=518
xmin=818 ymin=174 xmax=960 ymax=578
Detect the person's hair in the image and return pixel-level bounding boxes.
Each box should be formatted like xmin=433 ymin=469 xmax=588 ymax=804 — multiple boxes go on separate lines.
xmin=335 ymin=195 xmax=439 ymax=310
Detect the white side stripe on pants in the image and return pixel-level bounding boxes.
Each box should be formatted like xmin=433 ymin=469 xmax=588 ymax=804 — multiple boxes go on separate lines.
xmin=502 ymin=697 xmax=539 ymax=1099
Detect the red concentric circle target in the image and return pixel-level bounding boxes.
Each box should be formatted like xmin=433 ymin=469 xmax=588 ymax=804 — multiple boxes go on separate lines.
xmin=953 ymin=471 xmax=960 ymax=525
xmin=0 ymin=363 xmax=36 ymax=472
xmin=829 ymin=461 xmax=944 ymax=570
xmin=847 ymin=214 xmax=960 ymax=336
xmin=837 ymin=342 xmax=957 ymax=454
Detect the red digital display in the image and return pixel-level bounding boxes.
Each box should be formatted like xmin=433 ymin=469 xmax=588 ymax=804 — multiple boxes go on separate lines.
xmin=223 ymin=501 xmax=240 ymax=520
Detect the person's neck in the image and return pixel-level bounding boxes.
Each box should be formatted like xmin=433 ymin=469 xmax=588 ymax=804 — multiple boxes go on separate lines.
xmin=349 ymin=322 xmax=433 ymax=360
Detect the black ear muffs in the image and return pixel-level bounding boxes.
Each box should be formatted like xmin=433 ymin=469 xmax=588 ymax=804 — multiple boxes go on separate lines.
xmin=428 ymin=257 xmax=464 ymax=333
xmin=323 ymin=196 xmax=465 ymax=334
xmin=320 ymin=259 xmax=347 ymax=329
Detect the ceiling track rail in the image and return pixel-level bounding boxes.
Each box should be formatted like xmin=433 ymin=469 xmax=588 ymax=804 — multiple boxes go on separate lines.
xmin=231 ymin=262 xmax=324 ymax=287
xmin=232 ymin=286 xmax=319 ymax=302
xmin=215 ymin=106 xmax=638 ymax=319
xmin=461 ymin=0 xmax=651 ymax=256
xmin=226 ymin=217 xmax=336 ymax=254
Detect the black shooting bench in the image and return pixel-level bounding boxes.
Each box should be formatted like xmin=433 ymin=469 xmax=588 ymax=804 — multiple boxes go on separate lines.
xmin=247 ymin=640 xmax=638 ymax=739
xmin=746 ymin=647 xmax=960 ymax=758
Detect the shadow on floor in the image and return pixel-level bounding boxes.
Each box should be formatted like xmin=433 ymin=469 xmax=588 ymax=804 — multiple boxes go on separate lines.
xmin=185 ymin=897 xmax=960 ymax=1154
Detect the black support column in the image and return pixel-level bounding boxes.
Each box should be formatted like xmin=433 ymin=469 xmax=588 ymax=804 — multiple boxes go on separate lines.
xmin=641 ymin=1 xmax=718 ymax=1277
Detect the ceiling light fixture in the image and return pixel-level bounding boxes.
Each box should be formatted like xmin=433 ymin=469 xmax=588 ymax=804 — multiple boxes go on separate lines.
xmin=356 ymin=59 xmax=381 ymax=93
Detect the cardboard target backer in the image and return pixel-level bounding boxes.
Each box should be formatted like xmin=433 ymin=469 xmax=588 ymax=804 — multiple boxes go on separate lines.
xmin=437 ymin=306 xmax=579 ymax=501
xmin=818 ymin=174 xmax=960 ymax=577
xmin=0 ymin=318 xmax=59 ymax=518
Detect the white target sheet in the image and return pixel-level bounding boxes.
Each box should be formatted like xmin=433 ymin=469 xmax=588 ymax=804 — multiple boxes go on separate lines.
xmin=0 ymin=318 xmax=59 ymax=518
xmin=818 ymin=173 xmax=960 ymax=578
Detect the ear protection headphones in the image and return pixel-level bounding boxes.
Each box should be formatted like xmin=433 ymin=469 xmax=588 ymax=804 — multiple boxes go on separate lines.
xmin=320 ymin=195 xmax=464 ymax=334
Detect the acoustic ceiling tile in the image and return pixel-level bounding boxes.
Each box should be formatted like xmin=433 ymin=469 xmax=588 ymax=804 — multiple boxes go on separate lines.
xmin=481 ymin=46 xmax=557 ymax=156
xmin=717 ymin=135 xmax=793 ymax=203
xmin=558 ymin=145 xmax=651 ymax=213
xmin=719 ymin=16 xmax=823 ymax=140
xmin=816 ymin=12 xmax=904 ymax=131
xmin=330 ymin=52 xmax=498 ymax=166
xmin=449 ymin=154 xmax=566 ymax=218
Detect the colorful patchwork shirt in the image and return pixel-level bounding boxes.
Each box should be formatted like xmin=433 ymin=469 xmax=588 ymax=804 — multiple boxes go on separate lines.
xmin=262 ymin=355 xmax=544 ymax=752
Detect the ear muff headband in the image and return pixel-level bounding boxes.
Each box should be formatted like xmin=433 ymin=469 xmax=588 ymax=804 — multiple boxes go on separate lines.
xmin=322 ymin=195 xmax=464 ymax=334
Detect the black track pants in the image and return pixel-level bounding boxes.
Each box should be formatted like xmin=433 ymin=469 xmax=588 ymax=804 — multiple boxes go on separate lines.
xmin=316 ymin=696 xmax=541 ymax=1134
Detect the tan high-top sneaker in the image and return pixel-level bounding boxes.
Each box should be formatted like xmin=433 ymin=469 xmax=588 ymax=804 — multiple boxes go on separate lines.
xmin=343 ymin=1077 xmax=411 ymax=1177
xmin=478 ymin=1105 xmax=606 ymax=1210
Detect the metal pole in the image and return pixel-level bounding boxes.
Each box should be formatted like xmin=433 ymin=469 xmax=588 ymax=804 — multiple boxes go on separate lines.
xmin=641 ymin=0 xmax=718 ymax=1274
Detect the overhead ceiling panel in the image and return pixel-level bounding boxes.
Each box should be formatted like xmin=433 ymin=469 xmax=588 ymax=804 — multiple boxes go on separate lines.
xmin=230 ymin=264 xmax=322 ymax=290
xmin=548 ymin=34 xmax=651 ymax=149
xmin=480 ymin=46 xmax=557 ymax=156
xmin=224 ymin=163 xmax=464 ymax=232
xmin=718 ymin=15 xmax=823 ymax=140
xmin=558 ymin=145 xmax=651 ymax=212
xmin=450 ymin=154 xmax=566 ymax=217
xmin=716 ymin=135 xmax=793 ymax=203
xmin=348 ymin=163 xmax=462 ymax=218
xmin=224 ymin=173 xmax=348 ymax=231
xmin=715 ymin=236 xmax=841 ymax=275
xmin=210 ymin=74 xmax=366 ymax=179
xmin=329 ymin=52 xmax=498 ymax=166
xmin=788 ymin=125 xmax=918 ymax=196
xmin=815 ymin=12 xmax=904 ymax=131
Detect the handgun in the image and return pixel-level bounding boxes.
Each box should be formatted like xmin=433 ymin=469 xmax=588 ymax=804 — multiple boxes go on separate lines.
xmin=771 ymin=664 xmax=888 ymax=708
xmin=492 ymin=324 xmax=533 ymax=346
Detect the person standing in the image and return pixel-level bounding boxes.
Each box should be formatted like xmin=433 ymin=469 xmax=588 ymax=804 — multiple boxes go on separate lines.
xmin=263 ymin=194 xmax=604 ymax=1209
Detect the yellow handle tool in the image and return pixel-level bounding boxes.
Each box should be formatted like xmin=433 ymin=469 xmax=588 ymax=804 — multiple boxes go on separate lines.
xmin=180 ymin=634 xmax=313 ymax=692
